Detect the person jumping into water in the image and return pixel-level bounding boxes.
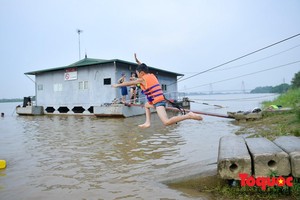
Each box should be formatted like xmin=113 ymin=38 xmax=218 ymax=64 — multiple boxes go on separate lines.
xmin=112 ymin=53 xmax=203 ymax=128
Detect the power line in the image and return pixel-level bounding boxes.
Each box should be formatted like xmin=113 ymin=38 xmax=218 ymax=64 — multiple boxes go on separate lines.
xmin=169 ymin=33 xmax=300 ymax=86
xmin=210 ymin=43 xmax=300 ymax=72
xmin=191 ymin=94 xmax=278 ymax=102
xmin=188 ymin=89 xmax=252 ymax=93
xmin=180 ymin=60 xmax=300 ymax=92
xmin=179 ymin=43 xmax=300 ymax=74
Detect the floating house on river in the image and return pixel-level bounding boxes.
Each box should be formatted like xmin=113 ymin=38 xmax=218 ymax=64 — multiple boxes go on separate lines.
xmin=17 ymin=56 xmax=183 ymax=116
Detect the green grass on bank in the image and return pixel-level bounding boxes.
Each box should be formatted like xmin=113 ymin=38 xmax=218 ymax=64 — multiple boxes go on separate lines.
xmin=262 ymin=88 xmax=300 ymax=109
xmin=235 ymin=111 xmax=300 ymax=140
xmin=235 ymin=88 xmax=300 ymax=140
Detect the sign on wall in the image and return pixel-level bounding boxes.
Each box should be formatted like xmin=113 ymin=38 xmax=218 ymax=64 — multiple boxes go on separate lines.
xmin=64 ymin=68 xmax=77 ymax=81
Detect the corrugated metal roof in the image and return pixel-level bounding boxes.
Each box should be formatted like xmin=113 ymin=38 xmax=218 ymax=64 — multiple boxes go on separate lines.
xmin=68 ymin=58 xmax=109 ymax=66
xmin=25 ymin=57 xmax=184 ymax=76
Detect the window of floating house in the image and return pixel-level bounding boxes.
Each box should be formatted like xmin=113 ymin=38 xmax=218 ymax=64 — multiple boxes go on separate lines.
xmin=54 ymin=83 xmax=63 ymax=92
xmin=84 ymin=81 xmax=88 ymax=89
xmin=103 ymin=78 xmax=111 ymax=85
xmin=161 ymin=84 xmax=167 ymax=91
xmin=79 ymin=82 xmax=83 ymax=90
xmin=37 ymin=84 xmax=43 ymax=91
xmin=79 ymin=81 xmax=88 ymax=90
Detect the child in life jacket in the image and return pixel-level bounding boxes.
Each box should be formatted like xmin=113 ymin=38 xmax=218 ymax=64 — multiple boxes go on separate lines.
xmin=112 ymin=53 xmax=203 ymax=128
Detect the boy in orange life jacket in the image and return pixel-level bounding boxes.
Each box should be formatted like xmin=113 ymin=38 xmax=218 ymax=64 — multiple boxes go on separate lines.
xmin=112 ymin=54 xmax=203 ymax=128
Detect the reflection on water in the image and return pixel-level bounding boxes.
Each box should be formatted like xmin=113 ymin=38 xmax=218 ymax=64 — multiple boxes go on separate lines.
xmin=0 ymin=94 xmax=278 ymax=199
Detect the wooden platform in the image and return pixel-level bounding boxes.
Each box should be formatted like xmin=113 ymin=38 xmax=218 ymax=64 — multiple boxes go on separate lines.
xmin=94 ymin=104 xmax=148 ymax=117
xmin=228 ymin=108 xmax=293 ymax=121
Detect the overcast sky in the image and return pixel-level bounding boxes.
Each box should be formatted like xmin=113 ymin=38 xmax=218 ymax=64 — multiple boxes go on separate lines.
xmin=1 ymin=0 xmax=300 ymax=98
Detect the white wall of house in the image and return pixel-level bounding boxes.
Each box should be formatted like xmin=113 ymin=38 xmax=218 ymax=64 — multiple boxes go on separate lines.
xmin=34 ymin=61 xmax=179 ymax=114
xmin=155 ymin=74 xmax=178 ymax=100
xmin=36 ymin=63 xmax=116 ymax=112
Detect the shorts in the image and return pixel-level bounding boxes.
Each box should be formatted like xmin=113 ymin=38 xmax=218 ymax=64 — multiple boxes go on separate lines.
xmin=153 ymin=100 xmax=166 ymax=108
xmin=121 ymin=86 xmax=128 ymax=96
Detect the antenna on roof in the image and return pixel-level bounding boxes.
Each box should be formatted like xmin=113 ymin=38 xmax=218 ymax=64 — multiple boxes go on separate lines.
xmin=77 ymin=29 xmax=83 ymax=60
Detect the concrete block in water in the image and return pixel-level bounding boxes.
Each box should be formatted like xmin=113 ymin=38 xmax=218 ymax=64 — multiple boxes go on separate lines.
xmin=16 ymin=106 xmax=44 ymax=115
xmin=246 ymin=137 xmax=290 ymax=177
xmin=218 ymin=135 xmax=252 ymax=180
xmin=273 ymin=136 xmax=300 ymax=178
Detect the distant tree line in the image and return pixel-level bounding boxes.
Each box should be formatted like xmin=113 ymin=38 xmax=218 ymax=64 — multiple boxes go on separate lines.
xmin=0 ymin=98 xmax=23 ymax=103
xmin=0 ymin=96 xmax=35 ymax=103
xmin=251 ymin=71 xmax=300 ymax=94
xmin=291 ymin=71 xmax=300 ymax=89
xmin=250 ymin=83 xmax=290 ymax=94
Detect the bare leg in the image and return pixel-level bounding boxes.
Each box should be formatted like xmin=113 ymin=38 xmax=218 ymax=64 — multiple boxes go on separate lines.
xmin=122 ymin=95 xmax=126 ymax=104
xmin=156 ymin=106 xmax=203 ymax=126
xmin=133 ymin=90 xmax=136 ymax=104
xmin=130 ymin=88 xmax=134 ymax=103
xmin=138 ymin=102 xmax=153 ymax=128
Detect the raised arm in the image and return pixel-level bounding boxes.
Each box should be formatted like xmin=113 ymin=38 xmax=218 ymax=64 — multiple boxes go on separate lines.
xmin=134 ymin=53 xmax=142 ymax=65
xmin=117 ymin=76 xmax=124 ymax=84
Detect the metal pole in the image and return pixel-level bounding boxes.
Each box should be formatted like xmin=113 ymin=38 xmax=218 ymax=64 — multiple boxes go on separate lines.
xmin=77 ymin=29 xmax=83 ymax=60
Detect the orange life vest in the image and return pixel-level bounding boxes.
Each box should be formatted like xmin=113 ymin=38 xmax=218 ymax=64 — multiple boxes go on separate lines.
xmin=140 ymin=74 xmax=165 ymax=104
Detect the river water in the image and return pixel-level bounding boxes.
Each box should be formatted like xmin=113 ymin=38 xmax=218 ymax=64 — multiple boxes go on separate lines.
xmin=0 ymin=94 xmax=278 ymax=200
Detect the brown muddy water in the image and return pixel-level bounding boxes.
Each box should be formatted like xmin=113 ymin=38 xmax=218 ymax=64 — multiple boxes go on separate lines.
xmin=0 ymin=94 xmax=278 ymax=200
